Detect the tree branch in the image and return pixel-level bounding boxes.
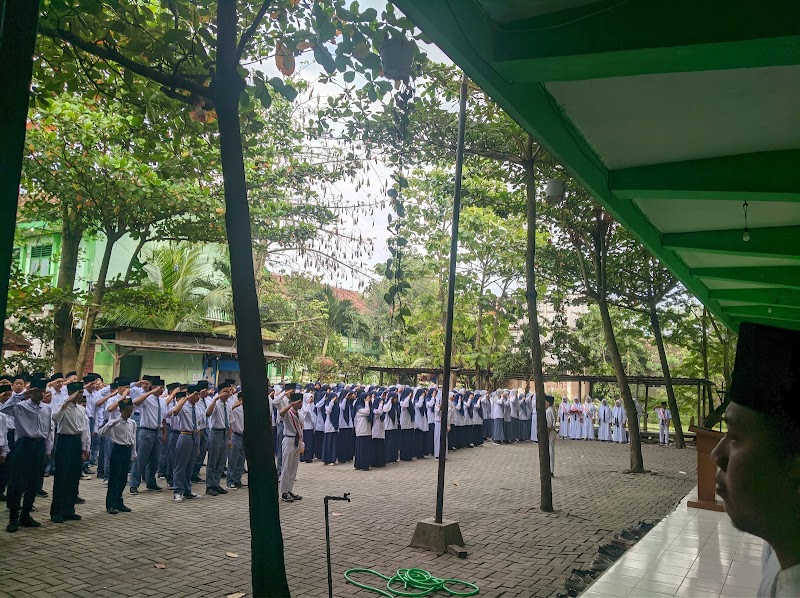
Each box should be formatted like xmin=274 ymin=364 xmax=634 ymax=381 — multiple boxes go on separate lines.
xmin=236 ymin=0 xmax=273 ymax=62
xmin=38 ymin=25 xmax=214 ymax=103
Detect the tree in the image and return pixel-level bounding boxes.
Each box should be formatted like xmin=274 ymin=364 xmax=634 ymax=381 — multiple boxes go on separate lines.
xmin=548 ymin=185 xmax=646 ymax=473
xmin=319 ymin=285 xmax=367 ymax=356
xmin=22 ymin=95 xmax=215 ymax=376
xmin=36 ymin=2 xmax=427 ymax=591
xmin=101 ymin=244 xmax=231 ymax=331
xmin=348 ymin=62 xmax=556 ymax=509
xmin=609 ymin=235 xmax=687 ymax=448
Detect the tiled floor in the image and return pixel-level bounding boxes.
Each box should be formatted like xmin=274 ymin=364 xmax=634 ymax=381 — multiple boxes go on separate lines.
xmin=582 ymin=488 xmax=764 ymax=598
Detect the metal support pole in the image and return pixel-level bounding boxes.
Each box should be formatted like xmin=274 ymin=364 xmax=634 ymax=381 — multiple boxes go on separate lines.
xmin=434 ymin=71 xmax=468 ymax=525
xmin=324 ymin=493 xmax=350 ymax=598
xmin=644 ymin=385 xmax=649 ymax=431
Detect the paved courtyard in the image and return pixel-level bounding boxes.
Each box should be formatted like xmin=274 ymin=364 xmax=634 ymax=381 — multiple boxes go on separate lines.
xmin=0 ymin=439 xmax=697 ymax=598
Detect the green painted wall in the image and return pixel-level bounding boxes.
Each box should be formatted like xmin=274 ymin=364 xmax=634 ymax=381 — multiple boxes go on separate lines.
xmin=94 ymin=343 xmax=207 ymax=384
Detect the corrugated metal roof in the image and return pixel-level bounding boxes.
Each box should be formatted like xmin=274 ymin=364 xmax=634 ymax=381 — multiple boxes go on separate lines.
xmin=108 ymin=338 xmax=289 ymax=361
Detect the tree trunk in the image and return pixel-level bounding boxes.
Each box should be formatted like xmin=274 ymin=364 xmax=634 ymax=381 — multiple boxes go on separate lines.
xmin=523 ymin=154 xmax=552 ymax=512
xmin=649 ymin=302 xmax=685 ymax=448
xmin=0 ymin=0 xmax=40 ymax=329
xmin=321 ymin=332 xmax=330 ymax=357
xmin=53 ymin=222 xmax=82 ymax=372
xmin=122 ymin=231 xmax=149 ymax=284
xmin=215 ymin=1 xmax=289 ymax=596
xmin=74 ymin=231 xmax=118 ymax=376
xmin=598 ymin=297 xmax=645 ymax=472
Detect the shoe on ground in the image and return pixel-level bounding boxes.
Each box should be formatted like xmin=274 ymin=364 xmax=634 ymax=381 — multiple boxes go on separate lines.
xmin=84 ymin=467 xmax=95 ymax=474
xmin=167 ymin=483 xmax=174 ymax=490
xmin=235 ymin=482 xmax=247 ymax=489
xmin=75 ymin=497 xmax=86 ymax=504
xmin=191 ymin=476 xmax=203 ymax=483
xmin=43 ymin=472 xmax=50 ymax=478
xmin=215 ymin=485 xmax=228 ymax=494
xmin=106 ymin=508 xmax=118 ymax=515
xmin=281 ymin=493 xmax=294 ymax=503
xmin=590 ymin=559 xmax=611 ymax=572
xmin=118 ymin=505 xmax=131 ymax=513
xmin=102 ymin=480 xmax=108 ymax=486
xmin=129 ymin=487 xmax=138 ymax=495
xmin=619 ymin=530 xmax=639 ymax=543
xmin=205 ymin=487 xmax=219 ymax=496
xmin=564 ymin=574 xmax=586 ymax=592
xmin=80 ymin=474 xmax=91 ymax=480
xmin=36 ymin=490 xmax=48 ymax=498
xmin=64 ymin=513 xmax=81 ymax=521
xmin=51 ymin=515 xmax=65 ymax=524
xmin=20 ymin=516 xmax=41 ymax=528
xmin=183 ymin=493 xmax=200 ymax=499
xmin=289 ymin=492 xmax=302 ymax=501
xmin=173 ymin=494 xmax=183 ymax=503
xmin=598 ymin=545 xmax=623 ymax=559
xmin=226 ymin=484 xmax=237 ymax=490
xmin=6 ymin=521 xmax=19 ymax=533
xmin=146 ymin=485 xmax=163 ymax=491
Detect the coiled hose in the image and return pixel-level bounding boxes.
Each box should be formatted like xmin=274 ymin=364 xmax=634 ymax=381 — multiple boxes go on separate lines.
xmin=343 ymin=567 xmax=480 ymax=597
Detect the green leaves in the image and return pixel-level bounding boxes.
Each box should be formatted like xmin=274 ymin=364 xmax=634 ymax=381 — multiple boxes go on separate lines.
xmin=267 ymin=77 xmax=298 ymax=103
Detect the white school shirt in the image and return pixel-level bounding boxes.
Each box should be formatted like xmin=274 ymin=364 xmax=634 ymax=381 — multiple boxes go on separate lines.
xmin=656 ymin=407 xmax=672 ymax=423
xmin=194 ymin=398 xmax=208 ymax=431
xmin=300 ymin=396 xmax=316 ymax=430
xmin=354 ymin=406 xmax=372 ymax=437
xmin=760 ymin=543 xmax=800 ymax=597
xmin=138 ymin=393 xmax=165 ymax=430
xmin=413 ymin=394 xmax=427 ymax=430
xmin=49 ymin=385 xmax=69 ymax=413
xmin=230 ymin=403 xmax=245 ymax=434
xmin=281 ymin=408 xmax=302 ymax=438
xmin=314 ymin=396 xmax=326 ymax=431
xmin=546 ymin=406 xmax=556 ymax=431
xmin=371 ymin=400 xmax=389 ymax=439
xmin=98 ymin=417 xmax=137 ymax=460
xmin=490 ymin=394 xmax=505 ymax=419
xmin=207 ymin=397 xmax=231 ymax=431
xmin=426 ymin=393 xmax=436 ymax=425
xmin=399 ymin=393 xmax=415 ymax=430
xmin=339 ymin=399 xmax=355 ymax=430
xmin=453 ymin=396 xmax=465 ymax=426
xmin=384 ymin=399 xmax=398 ymax=431
xmin=52 ymin=402 xmax=91 ymax=452
xmin=509 ymin=393 xmax=519 ymax=418
xmin=323 ymin=400 xmax=338 ymax=433
xmin=0 ymin=413 xmax=7 ymax=457
xmin=472 ymin=395 xmax=483 ymax=424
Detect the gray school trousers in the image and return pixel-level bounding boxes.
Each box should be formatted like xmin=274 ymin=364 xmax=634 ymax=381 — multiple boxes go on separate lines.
xmin=279 ymin=435 xmax=300 ymax=495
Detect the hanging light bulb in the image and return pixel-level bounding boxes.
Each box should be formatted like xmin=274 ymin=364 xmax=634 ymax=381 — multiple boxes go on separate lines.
xmin=742 ymin=201 xmax=750 ymax=242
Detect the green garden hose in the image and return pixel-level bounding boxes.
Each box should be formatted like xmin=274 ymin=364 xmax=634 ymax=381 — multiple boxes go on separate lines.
xmin=343 ymin=567 xmax=480 ymax=597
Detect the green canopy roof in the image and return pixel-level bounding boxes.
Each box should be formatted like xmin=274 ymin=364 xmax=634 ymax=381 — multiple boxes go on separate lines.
xmin=395 ymin=0 xmax=800 ymax=331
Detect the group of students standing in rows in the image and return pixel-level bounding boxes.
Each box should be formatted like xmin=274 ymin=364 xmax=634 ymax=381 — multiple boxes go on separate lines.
xmin=0 ymin=370 xmax=250 ymax=532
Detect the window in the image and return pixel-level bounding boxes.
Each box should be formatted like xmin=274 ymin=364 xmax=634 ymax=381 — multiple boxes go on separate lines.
xmin=29 ymin=244 xmax=53 ymax=277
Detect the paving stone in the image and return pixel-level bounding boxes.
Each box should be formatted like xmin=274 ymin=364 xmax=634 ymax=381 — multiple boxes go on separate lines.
xmin=0 ymin=440 xmax=695 ymax=597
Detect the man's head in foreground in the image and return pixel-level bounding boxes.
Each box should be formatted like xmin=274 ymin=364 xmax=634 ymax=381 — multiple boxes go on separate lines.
xmin=711 ymin=323 xmax=800 ymax=570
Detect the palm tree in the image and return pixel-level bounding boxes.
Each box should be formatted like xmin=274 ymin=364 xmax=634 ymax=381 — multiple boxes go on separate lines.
xmin=320 ymin=286 xmax=368 ymax=356
xmin=102 ymin=244 xmax=231 ymax=331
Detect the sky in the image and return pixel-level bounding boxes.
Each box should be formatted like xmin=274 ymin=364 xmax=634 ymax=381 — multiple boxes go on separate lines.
xmin=253 ymin=1 xmax=454 ymax=291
